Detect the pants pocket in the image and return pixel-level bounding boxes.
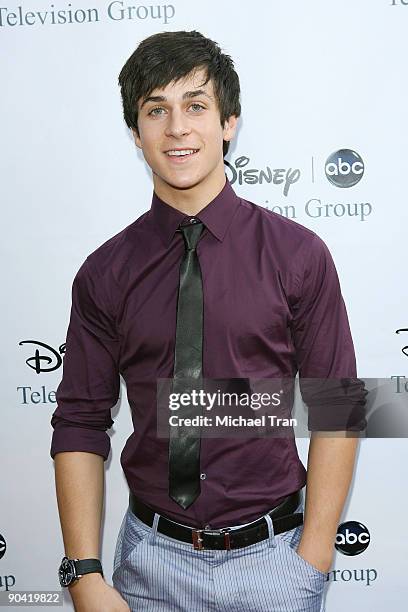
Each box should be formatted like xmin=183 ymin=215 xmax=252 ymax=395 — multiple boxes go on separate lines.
xmin=275 ymin=510 xmax=328 ymax=581
xmin=113 ymin=508 xmax=150 ymax=576
xmin=283 ymin=533 xmax=328 ymax=580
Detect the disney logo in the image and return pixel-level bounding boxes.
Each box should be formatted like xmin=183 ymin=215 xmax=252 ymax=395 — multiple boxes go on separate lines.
xmin=224 ymin=156 xmax=300 ymax=196
xmin=396 ymin=328 xmax=408 ymax=358
xmin=19 ymin=340 xmax=66 ymax=373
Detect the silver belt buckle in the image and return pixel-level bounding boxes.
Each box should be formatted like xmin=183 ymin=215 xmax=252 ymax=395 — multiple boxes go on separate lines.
xmin=192 ymin=529 xmax=204 ymax=550
xmin=192 ymin=527 xmax=232 ymax=551
xmin=219 ymin=527 xmax=232 ymax=550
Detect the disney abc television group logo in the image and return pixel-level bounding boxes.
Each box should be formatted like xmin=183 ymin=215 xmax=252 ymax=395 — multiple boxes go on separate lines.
xmin=224 ymin=148 xmax=364 ymax=194
xmin=325 ymin=149 xmax=365 ymax=188
xmin=335 ymin=521 xmax=370 ymax=556
xmin=19 ymin=340 xmax=65 ymax=373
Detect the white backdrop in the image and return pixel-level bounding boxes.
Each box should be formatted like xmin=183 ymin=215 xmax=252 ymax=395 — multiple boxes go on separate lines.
xmin=1 ymin=0 xmax=408 ymax=609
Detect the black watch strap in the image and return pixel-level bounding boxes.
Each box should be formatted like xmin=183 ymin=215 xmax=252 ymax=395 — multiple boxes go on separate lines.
xmin=59 ymin=556 xmax=104 ymax=588
xmin=74 ymin=558 xmax=103 ymax=577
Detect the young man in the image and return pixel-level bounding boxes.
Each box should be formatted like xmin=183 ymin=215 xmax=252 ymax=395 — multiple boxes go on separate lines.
xmin=50 ymin=30 xmax=365 ymax=611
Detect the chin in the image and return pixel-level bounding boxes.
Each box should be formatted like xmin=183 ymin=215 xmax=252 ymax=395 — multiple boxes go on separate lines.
xmin=158 ymin=171 xmax=204 ymax=191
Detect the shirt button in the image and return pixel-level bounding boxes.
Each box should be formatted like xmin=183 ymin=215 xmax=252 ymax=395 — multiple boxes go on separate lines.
xmin=200 ymin=472 xmax=207 ymax=480
xmin=190 ymin=217 xmax=198 ymax=224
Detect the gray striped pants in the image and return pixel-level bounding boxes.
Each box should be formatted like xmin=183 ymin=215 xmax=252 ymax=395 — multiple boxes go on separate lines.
xmin=112 ymin=502 xmax=327 ymax=611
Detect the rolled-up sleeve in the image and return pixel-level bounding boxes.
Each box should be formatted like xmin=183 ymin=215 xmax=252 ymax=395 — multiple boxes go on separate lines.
xmin=50 ymin=256 xmax=121 ymax=460
xmin=291 ymin=234 xmax=367 ymax=431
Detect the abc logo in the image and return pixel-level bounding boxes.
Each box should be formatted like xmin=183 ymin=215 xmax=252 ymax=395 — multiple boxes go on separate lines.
xmin=335 ymin=521 xmax=370 ymax=556
xmin=0 ymin=534 xmax=6 ymax=560
xmin=325 ymin=149 xmax=364 ymax=188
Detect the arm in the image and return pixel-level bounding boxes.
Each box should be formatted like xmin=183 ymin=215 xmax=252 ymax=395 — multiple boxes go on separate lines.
xmin=55 ymin=451 xmax=103 ymax=561
xmin=290 ymin=233 xmax=366 ymax=573
xmin=297 ymin=433 xmax=359 ymax=573
xmin=54 ymin=451 xmax=104 ymax=599
xmin=54 ymin=451 xmax=130 ymax=611
xmin=50 ymin=258 xmax=128 ymax=611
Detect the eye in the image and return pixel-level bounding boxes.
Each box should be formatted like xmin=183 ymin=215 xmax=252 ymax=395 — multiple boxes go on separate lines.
xmin=189 ymin=103 xmax=205 ymax=112
xmin=148 ymin=107 xmax=166 ymax=117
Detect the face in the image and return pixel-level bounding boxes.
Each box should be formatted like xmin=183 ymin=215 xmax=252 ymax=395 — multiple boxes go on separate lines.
xmin=133 ymin=68 xmax=238 ymax=196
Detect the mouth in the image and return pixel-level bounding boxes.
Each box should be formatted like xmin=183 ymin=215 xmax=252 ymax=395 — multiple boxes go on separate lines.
xmin=164 ymin=148 xmax=200 ymax=161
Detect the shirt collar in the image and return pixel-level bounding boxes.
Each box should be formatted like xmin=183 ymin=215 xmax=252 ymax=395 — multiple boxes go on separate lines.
xmin=150 ymin=177 xmax=241 ymax=247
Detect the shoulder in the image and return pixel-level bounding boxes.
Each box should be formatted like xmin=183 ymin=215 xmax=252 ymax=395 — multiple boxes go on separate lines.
xmin=235 ymin=195 xmax=337 ymax=299
xmin=81 ymin=210 xmax=151 ymax=279
xmin=237 ymin=195 xmax=327 ymax=259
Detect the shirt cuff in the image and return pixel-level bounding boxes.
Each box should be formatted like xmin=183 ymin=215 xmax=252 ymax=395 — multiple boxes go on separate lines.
xmin=50 ymin=425 xmax=111 ymax=460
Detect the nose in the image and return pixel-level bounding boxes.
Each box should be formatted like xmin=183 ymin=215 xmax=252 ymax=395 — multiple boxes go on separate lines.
xmin=164 ymin=107 xmax=191 ymax=138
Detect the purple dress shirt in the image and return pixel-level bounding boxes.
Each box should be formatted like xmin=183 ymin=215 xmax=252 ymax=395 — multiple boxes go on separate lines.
xmin=50 ymin=177 xmax=359 ymax=528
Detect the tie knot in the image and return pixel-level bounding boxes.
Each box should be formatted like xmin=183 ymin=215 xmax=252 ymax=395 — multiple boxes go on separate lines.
xmin=179 ymin=221 xmax=204 ymax=251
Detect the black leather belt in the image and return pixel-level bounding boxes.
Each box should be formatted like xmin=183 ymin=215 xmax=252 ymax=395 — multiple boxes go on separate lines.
xmin=129 ymin=490 xmax=303 ymax=550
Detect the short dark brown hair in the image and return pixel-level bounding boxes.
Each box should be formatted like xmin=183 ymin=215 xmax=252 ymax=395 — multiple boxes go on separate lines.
xmin=118 ymin=30 xmax=241 ymax=156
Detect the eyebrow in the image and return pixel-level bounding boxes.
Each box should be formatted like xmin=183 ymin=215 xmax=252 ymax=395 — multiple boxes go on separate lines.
xmin=140 ymin=89 xmax=213 ymax=109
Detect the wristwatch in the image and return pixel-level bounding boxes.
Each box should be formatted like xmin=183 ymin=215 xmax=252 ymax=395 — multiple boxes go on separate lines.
xmin=58 ymin=556 xmax=103 ymax=587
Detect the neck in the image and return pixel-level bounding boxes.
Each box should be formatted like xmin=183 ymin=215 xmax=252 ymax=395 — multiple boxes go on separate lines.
xmin=152 ymin=166 xmax=227 ymax=216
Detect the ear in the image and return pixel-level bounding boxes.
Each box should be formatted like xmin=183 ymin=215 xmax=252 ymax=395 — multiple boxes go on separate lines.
xmin=222 ymin=115 xmax=238 ymax=142
xmin=131 ymin=128 xmax=142 ymax=149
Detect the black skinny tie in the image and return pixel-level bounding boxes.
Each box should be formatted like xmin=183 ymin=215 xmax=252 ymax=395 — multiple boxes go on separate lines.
xmin=168 ymin=219 xmax=205 ymax=509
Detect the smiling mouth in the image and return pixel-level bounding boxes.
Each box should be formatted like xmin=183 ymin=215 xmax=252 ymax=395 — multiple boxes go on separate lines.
xmin=165 ymin=148 xmax=199 ymax=157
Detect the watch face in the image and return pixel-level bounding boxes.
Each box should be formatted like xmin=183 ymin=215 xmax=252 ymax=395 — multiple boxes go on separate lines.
xmin=58 ymin=557 xmax=76 ymax=587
